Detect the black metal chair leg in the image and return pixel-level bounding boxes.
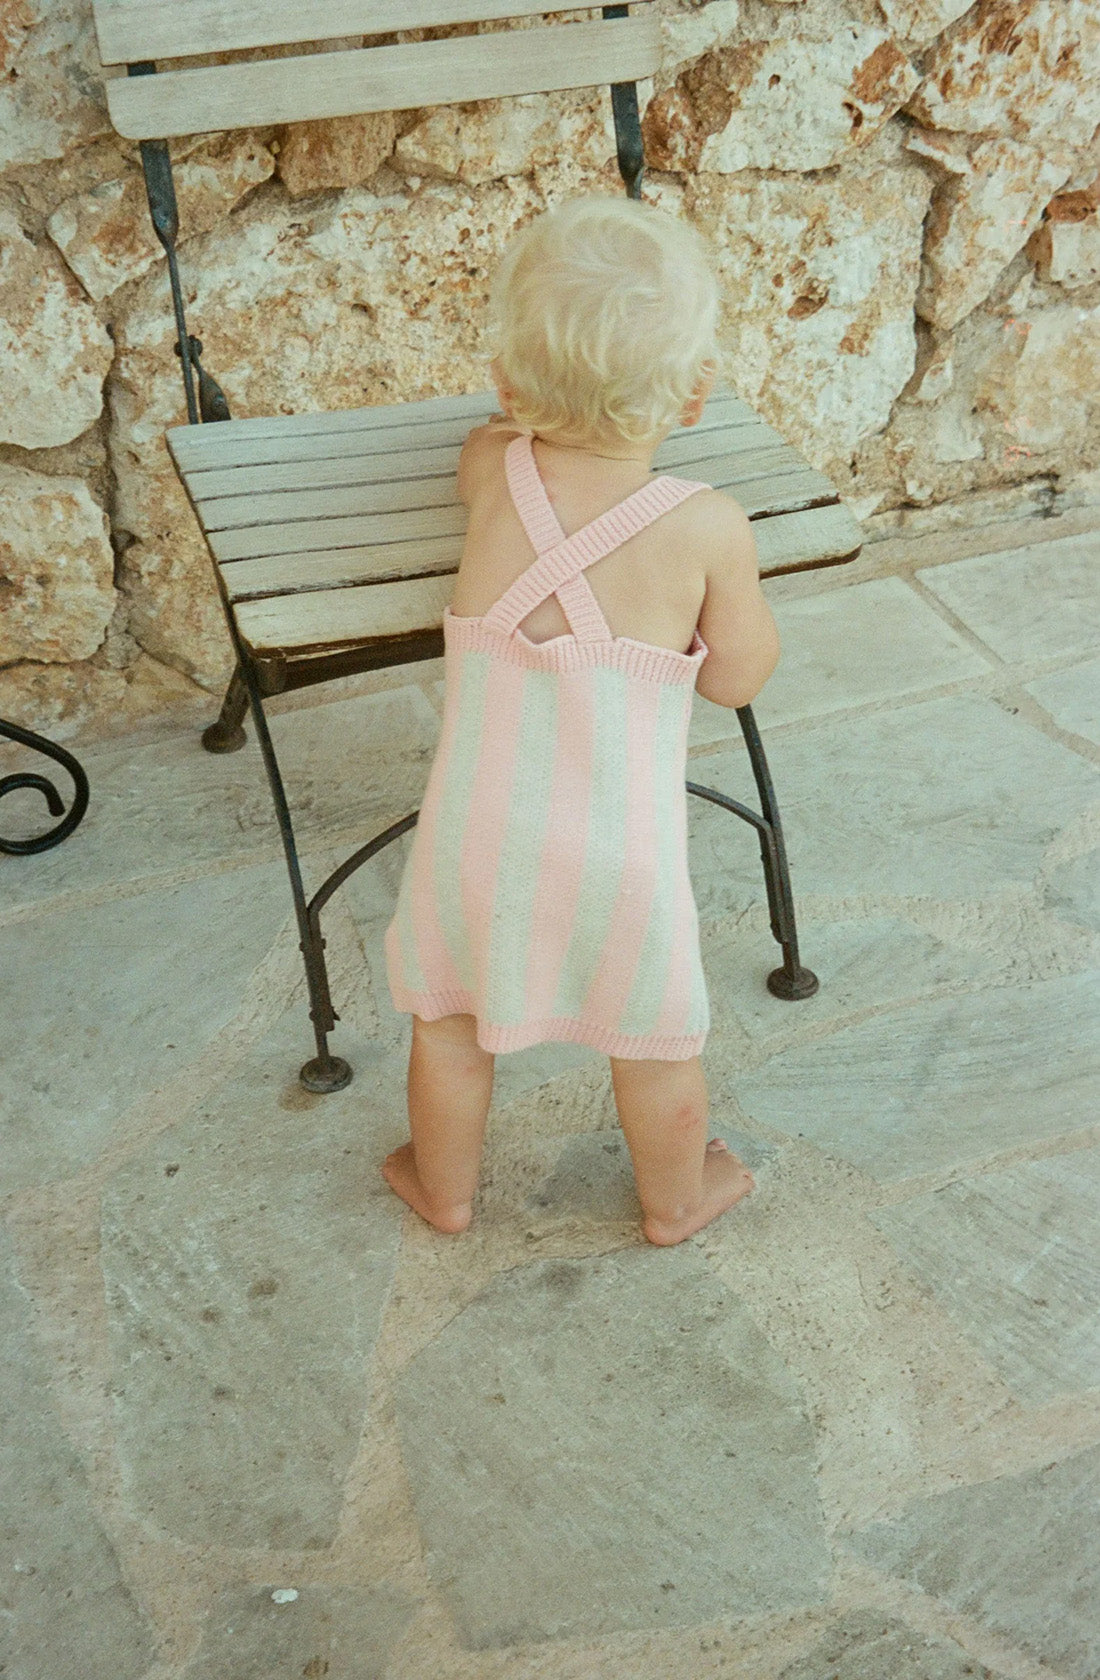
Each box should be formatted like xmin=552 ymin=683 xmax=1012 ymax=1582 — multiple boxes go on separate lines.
xmin=240 ymin=666 xmax=353 ymax=1093
xmin=202 ymin=665 xmax=250 ymax=754
xmin=735 ymin=705 xmax=819 ymax=1000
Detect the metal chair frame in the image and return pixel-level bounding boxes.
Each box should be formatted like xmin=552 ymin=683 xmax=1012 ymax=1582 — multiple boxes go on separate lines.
xmin=127 ymin=9 xmax=819 ymax=1093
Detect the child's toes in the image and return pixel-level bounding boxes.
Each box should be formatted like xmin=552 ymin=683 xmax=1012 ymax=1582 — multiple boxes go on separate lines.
xmin=706 ymin=1138 xmax=730 ymax=1153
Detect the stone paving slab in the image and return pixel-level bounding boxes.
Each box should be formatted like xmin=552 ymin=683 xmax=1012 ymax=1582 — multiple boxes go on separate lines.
xmin=99 ymin=1020 xmax=404 ymax=1550
xmin=687 ymin=695 xmax=1099 ymax=912
xmin=179 ymin=1584 xmax=417 ymax=1680
xmin=840 ymin=1445 xmax=1100 ymax=1680
xmin=869 ymin=1147 xmax=1100 ymax=1405
xmin=392 ymin=1247 xmax=827 ymax=1648
xmin=525 ymin=1126 xmax=776 ymax=1227
xmin=735 ymin=972 xmax=1100 ymax=1181
xmin=1 ymin=865 xmax=290 ymax=1192
xmin=916 ymin=530 xmax=1100 ymax=663
xmin=0 ymin=685 xmax=440 ymax=913
xmin=1025 ymin=654 xmax=1100 ymax=746
xmin=0 ymin=1228 xmax=155 ymax=1680
xmin=1043 ymin=848 xmax=1100 ymax=933
xmin=777 ymin=1609 xmax=1008 ymax=1680
xmin=690 ymin=576 xmax=989 ymax=748
xmin=701 ymin=912 xmax=994 ymax=1042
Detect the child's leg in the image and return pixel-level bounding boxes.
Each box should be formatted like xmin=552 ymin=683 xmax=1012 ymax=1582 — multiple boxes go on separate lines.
xmin=610 ymin=1054 xmax=754 ymax=1246
xmin=381 ymin=1013 xmax=494 ymax=1234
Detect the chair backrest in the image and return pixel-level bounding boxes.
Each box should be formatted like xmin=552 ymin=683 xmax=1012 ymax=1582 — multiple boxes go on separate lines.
xmin=93 ymin=1 xmax=659 ymax=141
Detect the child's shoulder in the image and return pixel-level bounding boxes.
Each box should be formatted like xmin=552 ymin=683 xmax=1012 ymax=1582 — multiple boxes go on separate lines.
xmin=457 ymin=420 xmax=522 ymax=505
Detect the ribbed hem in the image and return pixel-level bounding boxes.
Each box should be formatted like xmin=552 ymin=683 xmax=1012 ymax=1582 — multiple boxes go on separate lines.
xmin=388 ymin=982 xmax=707 ymax=1061
xmin=444 ymin=608 xmax=707 ymax=686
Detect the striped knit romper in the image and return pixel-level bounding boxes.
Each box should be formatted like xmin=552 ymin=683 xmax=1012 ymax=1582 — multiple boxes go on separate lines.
xmin=384 ymin=433 xmax=711 ymax=1060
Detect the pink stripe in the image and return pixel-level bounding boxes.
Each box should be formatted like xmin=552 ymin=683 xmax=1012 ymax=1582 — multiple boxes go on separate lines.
xmin=459 ymin=658 xmax=527 ymax=998
xmin=386 ymin=980 xmax=705 ymax=1060
xmin=580 ymin=679 xmax=663 ymax=1030
xmin=522 ymin=669 xmax=596 ymax=1023
xmin=403 ymin=665 xmax=467 ymax=996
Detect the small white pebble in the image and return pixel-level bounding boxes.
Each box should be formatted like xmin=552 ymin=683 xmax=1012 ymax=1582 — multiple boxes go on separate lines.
xmin=271 ymin=1588 xmax=299 ymax=1604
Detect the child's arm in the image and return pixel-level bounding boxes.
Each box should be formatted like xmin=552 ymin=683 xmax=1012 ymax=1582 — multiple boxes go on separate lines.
xmin=695 ymin=499 xmax=780 ymax=709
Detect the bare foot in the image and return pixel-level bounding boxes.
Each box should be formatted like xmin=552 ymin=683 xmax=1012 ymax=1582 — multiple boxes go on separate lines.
xmin=642 ymin=1139 xmax=755 ymax=1247
xmin=380 ymin=1143 xmax=472 ymax=1235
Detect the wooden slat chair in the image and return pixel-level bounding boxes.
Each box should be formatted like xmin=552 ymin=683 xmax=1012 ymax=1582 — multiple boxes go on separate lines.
xmin=93 ymin=1 xmax=863 ymax=1092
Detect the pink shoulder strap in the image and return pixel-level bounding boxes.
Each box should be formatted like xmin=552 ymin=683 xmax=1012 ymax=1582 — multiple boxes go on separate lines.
xmin=483 ymin=435 xmax=706 ymax=643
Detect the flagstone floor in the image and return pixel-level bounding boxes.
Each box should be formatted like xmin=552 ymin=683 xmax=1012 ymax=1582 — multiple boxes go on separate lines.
xmin=2 ymin=506 xmax=1099 ymax=1680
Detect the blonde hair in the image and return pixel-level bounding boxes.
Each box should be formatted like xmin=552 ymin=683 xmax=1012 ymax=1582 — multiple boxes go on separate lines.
xmin=489 ymin=196 xmax=719 ymax=448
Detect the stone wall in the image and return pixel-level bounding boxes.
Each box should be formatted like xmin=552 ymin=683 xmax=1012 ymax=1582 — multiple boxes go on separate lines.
xmin=0 ymin=0 xmax=1097 ymax=739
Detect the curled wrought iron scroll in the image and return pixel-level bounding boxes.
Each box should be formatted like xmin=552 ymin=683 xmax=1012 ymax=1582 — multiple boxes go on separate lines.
xmin=0 ymin=719 xmax=90 ymax=856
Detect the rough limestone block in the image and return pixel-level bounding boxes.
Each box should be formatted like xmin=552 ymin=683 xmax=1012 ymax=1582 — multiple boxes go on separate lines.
xmin=686 ymin=132 xmax=932 ymax=470
xmin=644 ymin=27 xmax=919 ymax=173
xmin=48 ymin=137 xmax=275 ymax=302
xmin=870 ymin=1148 xmax=1100 ymax=1403
xmin=840 ymin=1445 xmax=1100 ymax=1680
xmin=0 ymin=865 xmax=292 ymax=1192
xmin=906 ymin=0 xmax=1100 ymax=160
xmin=393 ymin=1248 xmax=827 ymax=1646
xmin=969 ymin=301 xmax=1100 ymax=461
xmin=916 ymin=138 xmax=1070 ymax=330
xmin=0 ymin=464 xmax=115 ymax=664
xmin=734 ymin=972 xmax=1100 ymax=1181
xmin=778 ymin=1609 xmax=1009 ymax=1680
xmin=180 ymin=1585 xmax=417 ymax=1679
xmin=0 ymin=207 xmax=113 ymax=449
xmin=0 ymin=1229 xmax=154 ymax=1680
xmin=100 ymin=1020 xmax=404 ymax=1548
xmin=917 ymin=531 xmax=1100 ymax=663
xmin=277 ymin=112 xmax=398 ymax=197
xmin=876 ymin=0 xmax=976 ymax=45
xmin=0 ymin=0 xmax=110 ymax=173
xmin=396 ymin=90 xmax=615 ymax=185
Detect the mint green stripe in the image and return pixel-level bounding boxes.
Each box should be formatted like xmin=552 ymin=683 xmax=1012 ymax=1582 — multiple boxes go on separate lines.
xmin=432 ymin=650 xmax=491 ymax=991
xmin=552 ymin=665 xmax=630 ymax=1018
xmin=617 ymin=686 xmax=687 ymax=1036
xmin=485 ymin=669 xmax=559 ymax=1026
xmin=393 ymin=840 xmax=426 ymax=993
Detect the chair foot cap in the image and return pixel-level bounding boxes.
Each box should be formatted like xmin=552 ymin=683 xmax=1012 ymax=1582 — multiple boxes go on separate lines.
xmin=300 ymin=1055 xmax=353 ymax=1093
xmin=202 ymin=721 xmax=247 ymax=753
xmin=767 ymin=965 xmax=819 ymax=1001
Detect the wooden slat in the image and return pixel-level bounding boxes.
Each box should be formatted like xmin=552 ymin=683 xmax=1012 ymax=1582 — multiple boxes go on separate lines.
xmin=169 ymin=394 xmax=761 ymax=476
xmin=173 ymin=388 xmax=498 ymax=448
xmin=184 ymin=413 xmax=774 ymax=500
xmin=235 ymin=574 xmax=456 ymax=654
xmin=225 ymin=536 xmax=464 ymax=602
xmin=194 ymin=442 xmax=809 ymax=532
xmin=752 ymin=502 xmax=864 ymax=574
xmin=93 ymin=1 xmax=645 ymax=67
xmin=210 ymin=502 xmax=465 ymax=563
xmin=231 ymin=500 xmax=864 ymax=655
xmin=104 ymin=16 xmax=660 ymax=140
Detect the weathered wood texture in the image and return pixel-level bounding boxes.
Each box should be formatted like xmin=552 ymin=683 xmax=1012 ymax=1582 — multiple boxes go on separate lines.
xmin=93 ymin=0 xmax=649 ymax=65
xmin=102 ymin=17 xmax=659 ymax=139
xmin=168 ymin=390 xmax=863 ymax=659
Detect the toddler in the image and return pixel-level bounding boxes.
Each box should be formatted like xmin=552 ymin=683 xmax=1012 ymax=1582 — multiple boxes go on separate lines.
xmin=382 ymin=196 xmax=780 ymax=1245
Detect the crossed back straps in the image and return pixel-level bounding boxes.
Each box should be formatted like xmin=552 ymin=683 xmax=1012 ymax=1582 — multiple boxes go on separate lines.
xmin=482 ymin=434 xmax=706 ymax=644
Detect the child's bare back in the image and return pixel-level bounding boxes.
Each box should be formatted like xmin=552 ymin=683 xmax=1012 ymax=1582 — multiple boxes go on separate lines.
xmin=451 ymin=423 xmax=779 ymax=709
